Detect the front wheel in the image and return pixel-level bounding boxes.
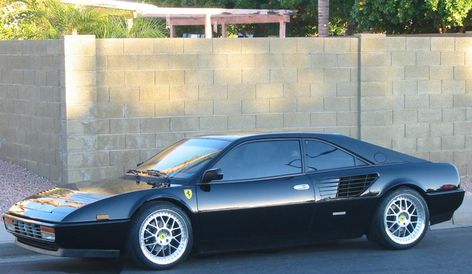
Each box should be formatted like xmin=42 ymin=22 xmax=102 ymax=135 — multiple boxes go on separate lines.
xmin=369 ymin=187 xmax=429 ymax=249
xmin=128 ymin=202 xmax=193 ymax=270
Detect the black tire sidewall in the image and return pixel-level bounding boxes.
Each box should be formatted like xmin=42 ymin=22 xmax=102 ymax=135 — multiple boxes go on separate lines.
xmin=128 ymin=202 xmax=193 ymax=270
xmin=371 ymin=187 xmax=429 ymax=250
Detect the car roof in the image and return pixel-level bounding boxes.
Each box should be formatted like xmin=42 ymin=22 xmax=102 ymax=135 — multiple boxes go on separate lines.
xmin=194 ymin=132 xmax=339 ymax=141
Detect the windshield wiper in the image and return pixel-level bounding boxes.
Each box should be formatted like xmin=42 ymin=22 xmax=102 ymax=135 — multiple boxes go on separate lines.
xmin=125 ymin=169 xmax=169 ymax=187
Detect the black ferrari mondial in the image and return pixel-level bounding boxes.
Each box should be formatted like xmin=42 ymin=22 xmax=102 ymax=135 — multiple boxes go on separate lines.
xmin=3 ymin=133 xmax=465 ymax=269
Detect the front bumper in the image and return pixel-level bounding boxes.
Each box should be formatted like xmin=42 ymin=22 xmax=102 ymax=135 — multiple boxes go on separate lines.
xmin=16 ymin=239 xmax=119 ymax=258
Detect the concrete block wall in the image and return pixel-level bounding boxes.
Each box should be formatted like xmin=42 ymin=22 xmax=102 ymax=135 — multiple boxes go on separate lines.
xmin=1 ymin=35 xmax=471 ymax=183
xmin=0 ymin=40 xmax=65 ymax=182
xmin=359 ymin=34 xmax=472 ymax=175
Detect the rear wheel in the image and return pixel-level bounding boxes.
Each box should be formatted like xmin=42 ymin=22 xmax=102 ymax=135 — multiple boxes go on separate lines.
xmin=369 ymin=187 xmax=429 ymax=249
xmin=128 ymin=202 xmax=192 ymax=270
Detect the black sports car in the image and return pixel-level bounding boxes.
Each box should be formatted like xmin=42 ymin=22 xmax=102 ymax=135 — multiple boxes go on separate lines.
xmin=3 ymin=133 xmax=465 ymax=269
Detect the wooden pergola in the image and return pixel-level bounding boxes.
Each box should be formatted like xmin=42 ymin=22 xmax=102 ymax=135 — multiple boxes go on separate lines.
xmin=62 ymin=0 xmax=295 ymax=38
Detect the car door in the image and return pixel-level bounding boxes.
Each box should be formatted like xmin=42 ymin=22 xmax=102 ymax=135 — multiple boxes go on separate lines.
xmin=302 ymin=139 xmax=380 ymax=240
xmin=195 ymin=139 xmax=315 ymax=252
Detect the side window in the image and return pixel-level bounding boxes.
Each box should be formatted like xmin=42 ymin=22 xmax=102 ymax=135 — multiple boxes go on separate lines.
xmin=304 ymin=140 xmax=364 ymax=171
xmin=214 ymin=140 xmax=302 ymax=181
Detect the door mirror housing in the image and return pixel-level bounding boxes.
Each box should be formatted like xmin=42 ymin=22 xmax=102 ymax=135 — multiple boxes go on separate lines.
xmin=202 ymin=168 xmax=223 ymax=184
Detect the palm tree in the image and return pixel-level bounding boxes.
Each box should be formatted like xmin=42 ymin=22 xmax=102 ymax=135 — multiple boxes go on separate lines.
xmin=318 ymin=0 xmax=329 ymax=37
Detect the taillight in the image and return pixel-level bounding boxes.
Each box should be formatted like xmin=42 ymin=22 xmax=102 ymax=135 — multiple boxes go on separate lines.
xmin=441 ymin=184 xmax=457 ymax=190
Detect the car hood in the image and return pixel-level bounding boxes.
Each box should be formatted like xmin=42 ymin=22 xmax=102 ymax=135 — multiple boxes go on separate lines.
xmin=6 ymin=177 xmax=165 ymax=222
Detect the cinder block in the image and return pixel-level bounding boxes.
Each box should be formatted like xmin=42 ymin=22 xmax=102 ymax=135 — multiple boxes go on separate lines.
xmin=324 ymin=38 xmax=351 ymax=53
xmin=337 ymin=53 xmax=358 ymax=67
xmin=227 ymin=54 xmax=255 ymax=68
xmin=110 ymin=118 xmax=139 ymax=133
xmin=168 ymin=54 xmax=197 ymax=69
xmin=139 ymin=55 xmax=169 ymax=69
xmin=416 ymin=51 xmax=440 ymax=66
xmin=360 ymin=37 xmax=387 ymax=52
xmin=336 ymin=111 xmax=358 ymax=127
xmin=200 ymin=116 xmax=227 ymax=130
xmin=255 ymin=54 xmax=284 ymax=68
xmin=270 ymin=69 xmax=297 ymax=83
xmin=311 ymin=112 xmax=336 ymax=127
xmin=418 ymin=80 xmax=441 ymax=94
xmin=430 ymin=151 xmax=454 ymax=162
xmin=198 ymin=54 xmax=228 ymax=69
xmin=213 ymin=39 xmax=241 ymax=54
xmin=431 ymin=38 xmax=455 ymax=51
xmin=442 ymin=136 xmax=465 ymax=150
xmin=393 ymin=110 xmax=418 ymax=124
xmin=296 ymin=38 xmax=324 ymax=53
xmin=269 ymin=98 xmax=296 ymax=113
xmin=183 ymin=39 xmax=213 ymax=54
xmin=140 ymin=118 xmax=170 ymax=133
xmin=404 ymin=95 xmax=429 ymax=109
xmin=199 ymin=84 xmax=227 ymax=100
xmin=455 ymin=37 xmax=472 ymax=51
xmin=417 ymin=137 xmax=441 ymax=152
xmin=430 ymin=66 xmax=453 ymax=80
xmin=296 ymin=97 xmax=324 ymax=112
xmin=169 ymin=85 xmax=198 ymax=100
xmin=361 ymin=96 xmax=394 ymax=111
xmin=185 ymin=70 xmax=213 ymax=84
xmin=97 ymin=39 xmax=123 ymax=55
xmin=405 ymin=123 xmax=430 ymax=138
xmin=454 ymin=121 xmax=472 ymax=135
xmin=453 ymin=151 xmax=472 ymax=164
xmin=325 ymin=68 xmax=351 ymax=81
xmin=270 ymin=38 xmax=297 ymax=53
xmin=283 ymin=54 xmax=311 ymax=68
xmin=214 ymin=69 xmax=242 ymax=84
xmin=387 ymin=37 xmax=406 ymax=51
xmin=214 ymin=100 xmax=241 ymax=115
xmin=155 ymin=70 xmax=185 ymax=84
xmin=156 ymin=132 xmax=186 ymax=148
xmin=242 ymin=69 xmax=270 ymax=84
xmin=418 ymin=109 xmax=442 ymax=122
xmin=362 ymin=53 xmax=389 ymax=66
xmin=283 ymin=83 xmax=310 ymax=97
xmin=126 ymin=102 xmax=155 ymax=117
xmin=184 ymin=100 xmax=213 ymax=115
xmin=392 ymin=80 xmax=418 ymax=95
xmin=298 ymin=68 xmax=324 ymax=83
xmin=97 ymin=71 xmax=124 ymax=87
xmin=391 ymin=51 xmax=416 ymax=66
xmin=361 ymin=82 xmax=391 ymax=97
xmin=406 ymin=37 xmax=431 ymax=51
xmin=124 ymin=39 xmax=153 ymax=54
xmin=441 ymin=52 xmax=464 ymax=66
xmin=430 ymin=94 xmax=453 ymax=108
xmin=256 ymin=113 xmax=284 ymax=128
xmin=442 ymin=108 xmax=466 ymax=122
xmin=140 ymin=85 xmax=170 ymax=101
xmin=126 ymin=134 xmax=156 ymax=149
xmin=453 ymin=94 xmax=472 ymax=107
xmin=431 ymin=123 xmax=453 ymax=137
xmin=154 ymin=39 xmax=184 ymax=54
xmin=324 ymin=97 xmax=351 ymax=111
xmin=228 ymin=115 xmax=256 ymax=130
xmin=454 ymin=66 xmax=472 ymax=80
xmin=405 ymin=66 xmax=430 ymax=80
xmin=125 ymin=71 xmax=154 ymax=86
xmin=171 ymin=117 xmax=199 ymax=131
xmin=442 ymin=80 xmax=465 ymax=94
xmin=97 ymin=103 xmax=124 ymax=118
xmin=97 ymin=134 xmax=126 ymax=150
xmin=106 ymin=55 xmax=138 ymax=70
xmin=283 ymin=112 xmax=310 ymax=128
xmin=311 ymin=54 xmax=337 ymax=67
xmin=361 ymin=111 xmax=392 ymax=126
xmin=156 ymin=101 xmax=185 ymax=116
xmin=242 ymin=99 xmax=270 ymax=113
xmin=64 ymin=35 xmax=96 ymax=56
xmin=227 ymin=84 xmax=255 ymax=99
xmin=241 ymin=39 xmax=270 ymax=54
xmin=256 ymin=83 xmax=283 ymax=98
xmin=392 ymin=137 xmax=416 ymax=153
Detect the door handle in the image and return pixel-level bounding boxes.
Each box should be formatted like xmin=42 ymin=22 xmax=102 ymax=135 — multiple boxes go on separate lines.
xmin=293 ymin=184 xmax=310 ymax=191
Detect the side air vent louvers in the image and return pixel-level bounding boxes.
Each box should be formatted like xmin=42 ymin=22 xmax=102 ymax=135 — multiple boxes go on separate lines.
xmin=318 ymin=173 xmax=378 ymax=200
xmin=337 ymin=174 xmax=378 ymax=198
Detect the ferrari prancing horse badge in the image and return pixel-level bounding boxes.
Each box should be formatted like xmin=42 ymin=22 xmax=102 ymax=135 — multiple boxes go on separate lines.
xmin=184 ymin=189 xmax=193 ymax=199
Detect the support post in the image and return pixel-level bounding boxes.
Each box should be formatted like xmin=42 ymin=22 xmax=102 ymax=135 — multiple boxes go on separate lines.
xmin=169 ymin=25 xmax=176 ymax=38
xmin=205 ymin=14 xmax=212 ymax=38
xmin=279 ymin=21 xmax=286 ymax=38
xmin=221 ymin=22 xmax=227 ymax=38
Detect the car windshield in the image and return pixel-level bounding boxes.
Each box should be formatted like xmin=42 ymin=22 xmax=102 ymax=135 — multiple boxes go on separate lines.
xmin=137 ymin=138 xmax=230 ymax=179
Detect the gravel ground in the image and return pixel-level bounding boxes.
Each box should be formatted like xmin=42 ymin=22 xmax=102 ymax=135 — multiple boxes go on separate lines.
xmin=0 ymin=160 xmax=471 ymax=214
xmin=0 ymin=160 xmax=56 ymax=214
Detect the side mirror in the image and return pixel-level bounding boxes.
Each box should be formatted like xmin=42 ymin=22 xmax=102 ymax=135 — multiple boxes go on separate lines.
xmin=202 ymin=168 xmax=223 ymax=184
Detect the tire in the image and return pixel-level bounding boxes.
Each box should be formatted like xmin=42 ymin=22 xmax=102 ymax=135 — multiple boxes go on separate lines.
xmin=127 ymin=202 xmax=193 ymax=270
xmin=368 ymin=187 xmax=429 ymax=250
